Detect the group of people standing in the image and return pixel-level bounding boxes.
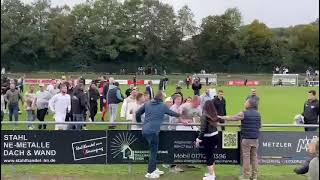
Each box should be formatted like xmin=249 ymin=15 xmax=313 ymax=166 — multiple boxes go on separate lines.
xmin=134 ymin=87 xmax=262 ymax=180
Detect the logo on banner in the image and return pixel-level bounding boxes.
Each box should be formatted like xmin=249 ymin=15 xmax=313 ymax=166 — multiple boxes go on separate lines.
xmin=71 ymin=137 xmax=107 ymax=161
xmin=110 ymin=132 xmax=138 ymax=160
xmin=296 ymin=136 xmax=318 ymax=152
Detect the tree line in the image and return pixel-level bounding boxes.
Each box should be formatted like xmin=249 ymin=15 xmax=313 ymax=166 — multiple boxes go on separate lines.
xmin=1 ymin=0 xmax=319 ymax=73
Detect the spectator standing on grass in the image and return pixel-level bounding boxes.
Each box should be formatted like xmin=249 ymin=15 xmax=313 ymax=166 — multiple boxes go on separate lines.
xmin=125 ymin=84 xmax=134 ymax=98
xmin=218 ymin=98 xmax=261 ymax=180
xmin=107 ymin=82 xmax=124 ymax=129
xmin=159 ymin=76 xmax=168 ymax=92
xmin=177 ymin=96 xmax=202 ymax=131
xmin=121 ymin=87 xmax=138 ymax=129
xmin=101 ymin=77 xmax=112 ymax=121
xmin=213 ymin=90 xmax=227 ymax=131
xmin=201 ymin=88 xmax=212 ymax=109
xmin=146 ymin=81 xmax=154 ymax=100
xmin=160 ymin=97 xmax=173 ymax=131
xmin=302 ymin=90 xmax=319 ymax=131
xmin=186 ymin=76 xmax=191 ymax=89
xmin=99 ymin=76 xmax=107 ymax=112
xmin=246 ymin=88 xmax=259 ymax=110
xmin=88 ymin=83 xmax=100 ymax=122
xmin=192 ymin=78 xmax=202 ymax=96
xmin=133 ymin=75 xmax=137 ymax=86
xmin=172 ymin=85 xmax=184 ymax=104
xmin=4 ymin=83 xmax=24 ymax=128
xmin=48 ymin=82 xmax=60 ymax=96
xmin=196 ymin=99 xmax=219 ymax=180
xmin=49 ymin=84 xmax=71 ymax=130
xmin=25 ymin=85 xmax=36 ymax=130
xmin=136 ymin=91 xmax=182 ymax=179
xmin=130 ymin=93 xmax=145 ymax=130
xmin=34 ymin=84 xmax=51 ymax=130
xmin=71 ymin=83 xmax=88 ymax=130
xmin=167 ymin=94 xmax=184 ymax=173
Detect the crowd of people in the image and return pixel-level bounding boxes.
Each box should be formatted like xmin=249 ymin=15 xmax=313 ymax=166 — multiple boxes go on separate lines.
xmin=273 ymin=66 xmax=289 ymax=74
xmin=0 ymin=75 xmax=319 ymax=180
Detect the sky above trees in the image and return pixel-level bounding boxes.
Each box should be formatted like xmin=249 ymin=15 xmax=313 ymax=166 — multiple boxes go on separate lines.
xmin=21 ymin=0 xmax=319 ymax=28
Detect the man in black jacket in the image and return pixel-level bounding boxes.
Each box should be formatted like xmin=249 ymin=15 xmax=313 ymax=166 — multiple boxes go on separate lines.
xmin=302 ymin=90 xmax=319 ymax=131
xmin=88 ymin=83 xmax=100 ymax=122
xmin=213 ymin=90 xmax=227 ymax=131
xmin=192 ymin=78 xmax=202 ymax=96
xmin=71 ymin=83 xmax=88 ymax=130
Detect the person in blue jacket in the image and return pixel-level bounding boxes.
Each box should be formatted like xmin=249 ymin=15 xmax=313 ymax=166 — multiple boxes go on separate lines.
xmin=136 ymin=90 xmax=186 ymax=179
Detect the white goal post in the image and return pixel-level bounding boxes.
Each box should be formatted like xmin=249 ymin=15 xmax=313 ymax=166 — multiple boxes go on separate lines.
xmin=272 ymin=74 xmax=299 ymax=86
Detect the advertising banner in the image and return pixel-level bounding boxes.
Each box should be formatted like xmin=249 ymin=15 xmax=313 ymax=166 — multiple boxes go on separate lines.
xmin=1 ymin=130 xmax=107 ymax=164
xmin=24 ymin=79 xmax=56 ymax=85
xmin=258 ymin=131 xmax=318 ymax=164
xmin=127 ymin=80 xmax=145 ymax=85
xmin=1 ymin=130 xmax=240 ymax=165
xmin=228 ymin=80 xmax=260 ymax=86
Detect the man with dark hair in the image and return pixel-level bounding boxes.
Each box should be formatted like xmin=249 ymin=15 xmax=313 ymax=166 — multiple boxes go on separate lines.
xmin=136 ymin=91 xmax=182 ymax=179
xmin=146 ymin=81 xmax=154 ymax=100
xmin=71 ymin=83 xmax=88 ymax=130
xmin=172 ymin=85 xmax=184 ymax=103
xmin=246 ymin=89 xmax=259 ymax=110
xmin=213 ymin=90 xmax=227 ymax=131
xmin=4 ymin=83 xmax=24 ymax=128
xmin=302 ymin=90 xmax=319 ymax=132
xmin=192 ymin=78 xmax=202 ymax=96
xmin=125 ymin=84 xmax=134 ymax=98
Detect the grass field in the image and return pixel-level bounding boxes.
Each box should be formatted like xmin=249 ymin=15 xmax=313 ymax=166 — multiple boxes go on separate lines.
xmin=1 ymin=83 xmax=318 ymax=180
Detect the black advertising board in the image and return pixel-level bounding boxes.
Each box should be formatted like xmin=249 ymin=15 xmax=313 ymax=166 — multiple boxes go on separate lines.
xmin=1 ymin=130 xmax=107 ymax=164
xmin=1 ymin=130 xmax=240 ymax=164
xmin=258 ymin=131 xmax=318 ymax=164
xmin=105 ymin=131 xmax=240 ymax=164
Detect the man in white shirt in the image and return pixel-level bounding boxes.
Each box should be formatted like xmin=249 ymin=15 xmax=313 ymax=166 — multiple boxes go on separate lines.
xmin=49 ymin=84 xmax=71 ymax=130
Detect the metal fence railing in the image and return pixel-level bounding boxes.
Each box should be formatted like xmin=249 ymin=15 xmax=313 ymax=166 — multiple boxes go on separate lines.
xmin=1 ymin=121 xmax=319 ymax=128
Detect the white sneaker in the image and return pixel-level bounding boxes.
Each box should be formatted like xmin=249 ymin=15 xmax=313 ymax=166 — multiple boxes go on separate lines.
xmin=28 ymin=126 xmax=34 ymax=130
xmin=154 ymin=168 xmax=164 ymax=175
xmin=203 ymin=175 xmax=215 ymax=180
xmin=162 ymin=164 xmax=170 ymax=169
xmin=145 ymin=172 xmax=160 ymax=179
xmin=83 ymin=127 xmax=88 ymax=130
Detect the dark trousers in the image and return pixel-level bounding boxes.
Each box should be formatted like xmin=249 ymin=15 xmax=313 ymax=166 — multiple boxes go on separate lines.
xmin=65 ymin=112 xmax=74 ymax=129
xmin=304 ymin=119 xmax=318 ymax=131
xmin=90 ymin=101 xmax=98 ymax=121
xmin=72 ymin=114 xmax=84 ymax=130
xmin=219 ymin=118 xmax=225 ymax=131
xmin=37 ymin=108 xmax=48 ymax=129
xmin=200 ymin=135 xmax=219 ymax=166
xmin=8 ymin=104 xmax=19 ymax=122
xmin=1 ymin=110 xmax=3 ymax=129
xmin=99 ymin=96 xmax=104 ymax=112
xmin=143 ymin=133 xmax=159 ymax=173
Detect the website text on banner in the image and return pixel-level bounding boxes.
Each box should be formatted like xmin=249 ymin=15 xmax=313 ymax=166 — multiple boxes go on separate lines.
xmin=1 ymin=130 xmax=240 ymax=165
